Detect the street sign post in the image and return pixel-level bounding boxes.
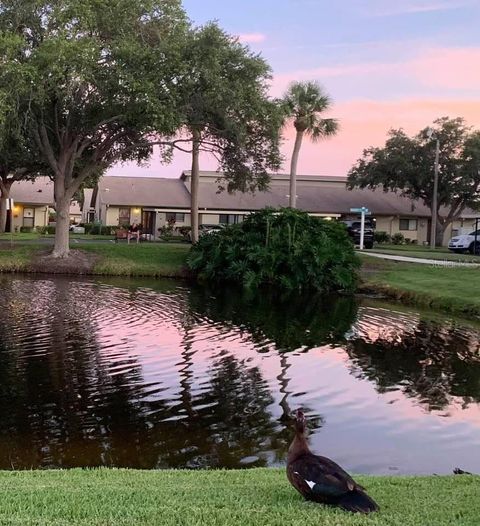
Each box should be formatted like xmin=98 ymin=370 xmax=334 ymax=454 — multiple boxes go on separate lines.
xmin=350 ymin=207 xmax=370 ymax=250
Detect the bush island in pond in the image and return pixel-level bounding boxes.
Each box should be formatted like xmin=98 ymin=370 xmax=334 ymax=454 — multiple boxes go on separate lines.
xmin=187 ymin=208 xmax=360 ymax=292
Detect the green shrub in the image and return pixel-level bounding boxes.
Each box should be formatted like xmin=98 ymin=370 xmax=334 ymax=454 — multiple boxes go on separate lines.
xmin=392 ymin=233 xmax=405 ymax=245
xmin=374 ymin=231 xmax=391 ymax=244
xmin=36 ymin=226 xmax=47 ymax=235
xmin=19 ymin=226 xmax=33 ymax=233
xmin=46 ymin=225 xmax=55 ymax=234
xmin=158 ymin=218 xmax=176 ymax=241
xmin=85 ymin=224 xmax=114 ymax=235
xmin=187 ymin=208 xmax=360 ymax=292
xmin=178 ymin=226 xmax=192 ymax=241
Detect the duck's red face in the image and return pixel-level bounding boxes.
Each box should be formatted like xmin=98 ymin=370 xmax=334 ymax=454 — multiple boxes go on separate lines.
xmin=294 ymin=408 xmax=307 ymax=434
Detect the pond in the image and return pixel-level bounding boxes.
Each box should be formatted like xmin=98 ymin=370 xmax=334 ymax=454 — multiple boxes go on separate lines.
xmin=0 ymin=275 xmax=479 ymax=474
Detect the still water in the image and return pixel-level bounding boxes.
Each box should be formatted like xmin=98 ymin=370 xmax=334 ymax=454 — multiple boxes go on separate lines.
xmin=0 ymin=275 xmax=479 ymax=474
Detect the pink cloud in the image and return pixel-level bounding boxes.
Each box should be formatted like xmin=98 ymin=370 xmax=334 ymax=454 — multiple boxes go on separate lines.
xmin=270 ymin=46 xmax=480 ymax=96
xmin=238 ymin=33 xmax=267 ymax=44
xmin=412 ymin=48 xmax=480 ymax=89
xmin=271 ymin=61 xmax=399 ymax=96
xmin=281 ymin=98 xmax=480 ymax=176
xmin=109 ymin=97 xmax=480 ymax=179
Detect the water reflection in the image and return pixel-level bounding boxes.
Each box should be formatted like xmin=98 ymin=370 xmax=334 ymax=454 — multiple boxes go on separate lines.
xmin=0 ymin=275 xmax=479 ymax=474
xmin=346 ymin=309 xmax=480 ymax=411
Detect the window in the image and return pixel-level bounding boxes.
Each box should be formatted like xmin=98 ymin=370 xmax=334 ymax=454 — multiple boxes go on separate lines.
xmin=23 ymin=208 xmax=34 ymax=228
xmin=219 ymin=214 xmax=245 ymax=225
xmin=118 ymin=207 xmax=131 ymax=226
xmin=166 ymin=212 xmax=185 ymax=223
xmin=399 ymin=218 xmax=417 ymax=231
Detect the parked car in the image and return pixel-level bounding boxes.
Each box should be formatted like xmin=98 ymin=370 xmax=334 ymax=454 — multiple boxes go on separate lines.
xmin=69 ymin=225 xmax=86 ymax=234
xmin=199 ymin=224 xmax=224 ymax=236
xmin=448 ymin=229 xmax=480 ymax=254
xmin=341 ymin=219 xmax=374 ymax=249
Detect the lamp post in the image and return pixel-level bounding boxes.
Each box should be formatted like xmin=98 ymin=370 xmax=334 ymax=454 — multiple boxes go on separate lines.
xmin=427 ymin=129 xmax=440 ymax=249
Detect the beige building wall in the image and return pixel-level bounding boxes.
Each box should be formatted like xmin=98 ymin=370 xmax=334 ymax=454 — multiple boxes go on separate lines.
xmin=105 ymin=206 xmax=120 ymax=226
xmin=417 ymin=218 xmax=429 ymax=245
xmin=35 ymin=206 xmax=49 ymax=227
xmin=374 ymin=215 xmax=429 ymax=244
xmin=103 ymin=206 xmax=142 ymax=226
xmin=375 ymin=216 xmax=394 ymax=235
xmin=11 ymin=204 xmax=49 ymax=230
xmin=130 ymin=207 xmax=142 ymax=224
xmin=200 ymin=214 xmax=220 ymax=225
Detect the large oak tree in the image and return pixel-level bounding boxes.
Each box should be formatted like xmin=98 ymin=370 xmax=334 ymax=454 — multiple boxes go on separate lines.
xmin=167 ymin=23 xmax=283 ymax=242
xmin=0 ymin=0 xmax=188 ymax=256
xmin=348 ymin=117 xmax=480 ymax=245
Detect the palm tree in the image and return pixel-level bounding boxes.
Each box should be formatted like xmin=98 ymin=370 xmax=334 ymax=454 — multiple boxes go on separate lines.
xmin=283 ymin=81 xmax=339 ymax=208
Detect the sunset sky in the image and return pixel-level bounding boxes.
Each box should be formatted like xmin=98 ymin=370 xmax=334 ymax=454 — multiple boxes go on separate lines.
xmin=108 ymin=0 xmax=480 ymax=178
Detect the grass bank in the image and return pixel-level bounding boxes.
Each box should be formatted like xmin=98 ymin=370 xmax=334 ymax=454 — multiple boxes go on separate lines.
xmin=0 ymin=469 xmax=477 ymax=526
xmin=82 ymin=243 xmax=190 ymax=277
xmin=360 ymin=255 xmax=480 ymax=317
xmin=0 ymin=243 xmax=190 ymax=278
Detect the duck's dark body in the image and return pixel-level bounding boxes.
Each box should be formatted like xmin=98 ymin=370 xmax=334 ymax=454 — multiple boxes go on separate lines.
xmin=287 ymin=410 xmax=379 ymax=514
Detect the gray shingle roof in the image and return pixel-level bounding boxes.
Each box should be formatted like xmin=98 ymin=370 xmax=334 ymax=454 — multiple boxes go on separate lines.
xmin=99 ymin=176 xmax=190 ymax=208
xmin=197 ymin=181 xmax=431 ymax=217
xmin=10 ymin=178 xmax=54 ymax=205
xmin=98 ymin=173 xmax=476 ymax=218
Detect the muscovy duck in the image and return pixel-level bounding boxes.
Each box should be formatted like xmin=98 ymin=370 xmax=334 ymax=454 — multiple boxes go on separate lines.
xmin=287 ymin=409 xmax=379 ymax=513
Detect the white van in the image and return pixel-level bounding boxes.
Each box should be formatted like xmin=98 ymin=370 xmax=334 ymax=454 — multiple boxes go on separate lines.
xmin=448 ymin=229 xmax=480 ymax=254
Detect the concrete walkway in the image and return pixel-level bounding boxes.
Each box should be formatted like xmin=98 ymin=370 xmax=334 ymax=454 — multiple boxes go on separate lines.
xmin=360 ymin=251 xmax=480 ymax=267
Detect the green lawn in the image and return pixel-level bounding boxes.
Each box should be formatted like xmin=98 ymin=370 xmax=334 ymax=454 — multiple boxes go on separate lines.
xmin=0 ymin=245 xmax=35 ymax=272
xmin=80 ymin=243 xmax=190 ymax=277
xmin=0 ymin=243 xmax=190 ymax=277
xmin=0 ymin=469 xmax=477 ymax=526
xmin=361 ymin=255 xmax=480 ymax=316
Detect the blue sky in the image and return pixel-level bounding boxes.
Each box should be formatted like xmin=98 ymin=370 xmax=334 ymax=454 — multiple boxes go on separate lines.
xmin=109 ymin=0 xmax=480 ymax=177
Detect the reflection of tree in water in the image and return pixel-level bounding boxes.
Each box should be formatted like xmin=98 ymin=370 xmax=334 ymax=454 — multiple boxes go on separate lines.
xmin=188 ymin=285 xmax=359 ymax=352
xmin=155 ymin=353 xmax=282 ymax=468
xmin=346 ymin=319 xmax=480 ymax=411
xmin=186 ymin=286 xmax=340 ymax=449
xmin=0 ymin=277 xmax=157 ymax=469
xmin=0 ymin=277 xmax=340 ymax=469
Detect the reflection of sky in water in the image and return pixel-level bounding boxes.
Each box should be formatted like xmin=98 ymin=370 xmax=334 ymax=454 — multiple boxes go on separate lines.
xmin=0 ymin=275 xmax=479 ymax=474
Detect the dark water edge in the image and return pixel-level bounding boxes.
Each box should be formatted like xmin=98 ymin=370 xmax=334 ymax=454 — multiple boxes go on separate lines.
xmin=0 ymin=274 xmax=479 ymax=474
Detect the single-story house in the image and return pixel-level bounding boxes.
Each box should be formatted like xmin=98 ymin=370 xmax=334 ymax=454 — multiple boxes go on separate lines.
xmin=7 ymin=178 xmax=90 ymax=231
xmin=8 ymin=178 xmax=54 ymax=231
xmin=87 ymin=171 xmax=478 ymax=245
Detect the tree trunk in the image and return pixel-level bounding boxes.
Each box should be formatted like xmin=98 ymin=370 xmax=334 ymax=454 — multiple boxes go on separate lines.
xmin=435 ymin=219 xmax=446 ymax=247
xmin=52 ymin=190 xmax=71 ymax=258
xmin=278 ymin=353 xmax=292 ymax=422
xmin=0 ymin=180 xmax=12 ymax=234
xmin=289 ymin=130 xmax=304 ymax=208
xmin=190 ymin=129 xmax=201 ymax=244
xmin=0 ymin=195 xmax=7 ymax=234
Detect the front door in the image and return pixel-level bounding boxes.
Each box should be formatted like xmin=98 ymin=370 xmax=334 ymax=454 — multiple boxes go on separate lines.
xmin=142 ymin=211 xmax=155 ymax=235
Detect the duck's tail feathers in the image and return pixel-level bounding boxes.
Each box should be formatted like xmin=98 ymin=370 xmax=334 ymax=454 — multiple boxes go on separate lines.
xmin=338 ymin=489 xmax=379 ymax=514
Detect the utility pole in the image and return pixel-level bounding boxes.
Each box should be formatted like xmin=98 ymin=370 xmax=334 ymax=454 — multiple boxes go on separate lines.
xmin=427 ymin=128 xmax=440 ymax=250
